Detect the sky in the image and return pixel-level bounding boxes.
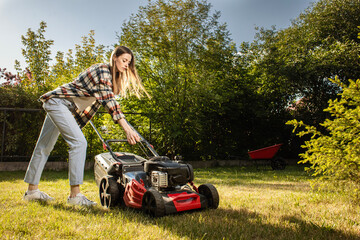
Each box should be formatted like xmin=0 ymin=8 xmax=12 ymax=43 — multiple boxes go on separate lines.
xmin=0 ymin=0 xmax=317 ymax=74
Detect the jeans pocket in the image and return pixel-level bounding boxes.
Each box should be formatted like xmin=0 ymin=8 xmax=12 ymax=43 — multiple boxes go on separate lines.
xmin=47 ymin=98 xmax=59 ymax=105
xmin=43 ymin=98 xmax=58 ymax=111
xmin=61 ymin=99 xmax=75 ymax=110
xmin=43 ymin=98 xmax=75 ymax=112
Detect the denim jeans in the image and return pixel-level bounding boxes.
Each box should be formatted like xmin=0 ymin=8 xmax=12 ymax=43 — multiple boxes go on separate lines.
xmin=24 ymin=98 xmax=87 ymax=186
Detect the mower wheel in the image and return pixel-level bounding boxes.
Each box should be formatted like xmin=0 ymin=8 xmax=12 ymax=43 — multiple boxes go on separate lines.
xmin=142 ymin=189 xmax=165 ymax=217
xmin=99 ymin=176 xmax=121 ymax=208
xmin=199 ymin=184 xmax=219 ymax=209
xmin=187 ymin=163 xmax=194 ymax=182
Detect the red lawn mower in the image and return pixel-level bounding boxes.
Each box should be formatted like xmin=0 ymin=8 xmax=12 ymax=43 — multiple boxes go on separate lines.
xmin=89 ymin=120 xmax=219 ymax=217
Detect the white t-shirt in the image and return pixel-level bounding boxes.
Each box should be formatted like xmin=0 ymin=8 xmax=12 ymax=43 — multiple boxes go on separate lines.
xmin=72 ymin=97 xmax=97 ymax=111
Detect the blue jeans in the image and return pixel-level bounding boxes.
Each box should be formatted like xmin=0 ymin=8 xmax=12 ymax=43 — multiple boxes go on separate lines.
xmin=24 ymin=98 xmax=87 ymax=186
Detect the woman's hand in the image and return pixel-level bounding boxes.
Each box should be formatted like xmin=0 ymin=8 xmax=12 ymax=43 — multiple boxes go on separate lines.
xmin=125 ymin=128 xmax=141 ymax=145
xmin=118 ymin=118 xmax=140 ymax=145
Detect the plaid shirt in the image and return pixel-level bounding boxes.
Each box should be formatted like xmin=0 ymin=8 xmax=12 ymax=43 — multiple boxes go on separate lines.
xmin=40 ymin=63 xmax=125 ymax=128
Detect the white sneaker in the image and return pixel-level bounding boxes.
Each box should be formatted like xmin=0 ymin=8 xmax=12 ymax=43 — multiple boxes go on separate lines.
xmin=23 ymin=189 xmax=54 ymax=202
xmin=67 ymin=193 xmax=97 ymax=206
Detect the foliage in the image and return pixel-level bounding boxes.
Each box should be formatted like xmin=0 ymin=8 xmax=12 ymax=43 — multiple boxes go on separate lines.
xmin=119 ymin=0 xmax=262 ymax=160
xmin=14 ymin=21 xmax=54 ymax=93
xmin=242 ymin=0 xmax=360 ymax=125
xmin=0 ymin=85 xmax=44 ymax=159
xmin=1 ymin=53 xmax=44 ymax=159
xmin=0 ymin=68 xmax=21 ymax=87
xmin=287 ymin=77 xmax=360 ymax=193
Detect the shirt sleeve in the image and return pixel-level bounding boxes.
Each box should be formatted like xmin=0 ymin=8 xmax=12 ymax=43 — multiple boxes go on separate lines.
xmin=92 ymin=65 xmax=126 ymax=122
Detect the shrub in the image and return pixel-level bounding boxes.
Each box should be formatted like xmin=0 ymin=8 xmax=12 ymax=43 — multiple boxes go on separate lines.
xmin=287 ymin=77 xmax=360 ymax=199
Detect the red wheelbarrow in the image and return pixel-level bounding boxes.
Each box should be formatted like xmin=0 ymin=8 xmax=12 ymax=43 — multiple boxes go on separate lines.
xmin=248 ymin=144 xmax=286 ymax=170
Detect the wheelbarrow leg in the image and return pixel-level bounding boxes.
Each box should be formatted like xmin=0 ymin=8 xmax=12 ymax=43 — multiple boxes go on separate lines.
xmin=270 ymin=157 xmax=286 ymax=170
xmin=254 ymin=159 xmax=259 ymax=170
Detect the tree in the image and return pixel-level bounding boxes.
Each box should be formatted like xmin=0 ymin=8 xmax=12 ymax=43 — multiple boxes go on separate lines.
xmin=243 ymin=0 xmax=360 ymax=125
xmin=288 ymin=77 xmax=360 ymax=199
xmin=118 ymin=0 xmax=257 ymax=160
xmin=15 ymin=21 xmax=54 ymax=92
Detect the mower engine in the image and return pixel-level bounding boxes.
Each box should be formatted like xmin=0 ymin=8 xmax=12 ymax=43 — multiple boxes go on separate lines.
xmin=151 ymin=171 xmax=168 ymax=188
xmin=145 ymin=156 xmax=194 ymax=191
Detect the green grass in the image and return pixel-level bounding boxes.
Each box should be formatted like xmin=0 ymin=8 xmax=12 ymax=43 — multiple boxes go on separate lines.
xmin=0 ymin=166 xmax=359 ymax=239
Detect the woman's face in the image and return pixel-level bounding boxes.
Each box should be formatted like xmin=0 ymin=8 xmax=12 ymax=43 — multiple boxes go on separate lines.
xmin=114 ymin=53 xmax=132 ymax=72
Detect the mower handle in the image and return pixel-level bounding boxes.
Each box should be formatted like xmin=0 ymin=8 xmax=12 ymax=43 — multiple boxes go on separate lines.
xmin=124 ymin=119 xmax=159 ymax=157
xmin=88 ymin=119 xmax=159 ymax=158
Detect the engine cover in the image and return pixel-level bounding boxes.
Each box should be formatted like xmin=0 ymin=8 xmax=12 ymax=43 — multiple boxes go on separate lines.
xmin=144 ymin=157 xmax=194 ymax=187
xmin=151 ymin=171 xmax=168 ymax=188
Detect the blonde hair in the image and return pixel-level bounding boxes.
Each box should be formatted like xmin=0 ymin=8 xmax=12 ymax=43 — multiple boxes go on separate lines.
xmin=109 ymin=46 xmax=150 ymax=99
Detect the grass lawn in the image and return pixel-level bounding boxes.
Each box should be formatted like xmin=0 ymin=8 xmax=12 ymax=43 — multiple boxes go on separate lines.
xmin=0 ymin=165 xmax=359 ymax=240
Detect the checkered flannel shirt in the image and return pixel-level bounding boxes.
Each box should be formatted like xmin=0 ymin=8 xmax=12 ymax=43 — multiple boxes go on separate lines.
xmin=40 ymin=63 xmax=125 ymax=128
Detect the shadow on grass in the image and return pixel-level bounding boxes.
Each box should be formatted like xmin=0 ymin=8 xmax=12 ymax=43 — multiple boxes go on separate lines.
xmin=195 ymin=165 xmax=311 ymax=181
xmin=0 ymin=171 xmax=27 ymax=182
xmin=154 ymin=208 xmax=358 ymax=240
xmin=49 ymin=202 xmax=110 ymax=217
xmin=0 ymin=169 xmax=94 ymax=182
xmin=37 ymin=200 xmax=359 ymax=240
xmin=244 ymin=182 xmax=311 ymax=191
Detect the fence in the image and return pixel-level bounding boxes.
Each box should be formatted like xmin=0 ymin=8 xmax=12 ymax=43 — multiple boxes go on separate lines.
xmin=0 ymin=107 xmax=151 ymax=162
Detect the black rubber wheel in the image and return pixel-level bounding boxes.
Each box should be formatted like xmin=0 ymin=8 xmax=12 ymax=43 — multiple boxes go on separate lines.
xmin=271 ymin=157 xmax=286 ymax=170
xmin=99 ymin=176 xmax=120 ymax=208
xmin=142 ymin=189 xmax=165 ymax=217
xmin=198 ymin=184 xmax=219 ymax=209
xmin=187 ymin=163 xmax=194 ymax=182
xmin=118 ymin=182 xmax=125 ymax=207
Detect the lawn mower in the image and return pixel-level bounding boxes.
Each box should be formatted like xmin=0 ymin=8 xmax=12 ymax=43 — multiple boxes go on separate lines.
xmin=89 ymin=120 xmax=219 ymax=217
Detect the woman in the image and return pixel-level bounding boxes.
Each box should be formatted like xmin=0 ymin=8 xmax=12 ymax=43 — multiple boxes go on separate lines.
xmin=23 ymin=46 xmax=149 ymax=206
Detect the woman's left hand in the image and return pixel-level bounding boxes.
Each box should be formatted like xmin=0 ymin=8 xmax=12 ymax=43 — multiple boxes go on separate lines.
xmin=118 ymin=118 xmax=140 ymax=145
xmin=126 ymin=128 xmax=141 ymax=145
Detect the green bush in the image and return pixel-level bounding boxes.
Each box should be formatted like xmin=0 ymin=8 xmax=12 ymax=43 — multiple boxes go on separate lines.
xmin=287 ymin=77 xmax=360 ymax=198
xmin=0 ymin=86 xmax=44 ymax=160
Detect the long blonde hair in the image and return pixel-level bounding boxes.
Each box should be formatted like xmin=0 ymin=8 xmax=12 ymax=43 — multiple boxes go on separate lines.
xmin=109 ymin=46 xmax=150 ymax=98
